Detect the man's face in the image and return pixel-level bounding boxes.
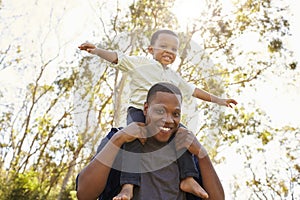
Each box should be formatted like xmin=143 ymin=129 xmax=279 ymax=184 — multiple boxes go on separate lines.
xmin=148 ymin=33 xmax=179 ymax=67
xmin=143 ymin=91 xmax=182 ymax=143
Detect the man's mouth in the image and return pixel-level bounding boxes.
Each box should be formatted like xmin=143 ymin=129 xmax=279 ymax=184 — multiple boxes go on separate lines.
xmin=160 ymin=127 xmax=171 ymax=132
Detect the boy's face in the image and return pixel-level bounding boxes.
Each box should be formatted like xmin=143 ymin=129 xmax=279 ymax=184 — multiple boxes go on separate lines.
xmin=148 ymin=33 xmax=179 ymax=67
xmin=143 ymin=91 xmax=182 ymax=143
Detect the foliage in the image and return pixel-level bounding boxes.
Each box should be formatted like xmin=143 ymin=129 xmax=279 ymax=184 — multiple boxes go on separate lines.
xmin=0 ymin=170 xmax=44 ymax=200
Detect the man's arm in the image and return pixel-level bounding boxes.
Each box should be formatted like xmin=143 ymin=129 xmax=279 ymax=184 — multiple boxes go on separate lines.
xmin=78 ymin=42 xmax=118 ymax=64
xmin=192 ymin=87 xmax=237 ymax=108
xmin=196 ymin=153 xmax=225 ymax=200
xmin=77 ymin=123 xmax=146 ymax=200
xmin=76 ymin=132 xmax=125 ymax=200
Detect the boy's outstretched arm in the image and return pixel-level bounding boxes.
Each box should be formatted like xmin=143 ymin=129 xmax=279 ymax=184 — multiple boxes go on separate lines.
xmin=192 ymin=87 xmax=237 ymax=108
xmin=78 ymin=42 xmax=118 ymax=64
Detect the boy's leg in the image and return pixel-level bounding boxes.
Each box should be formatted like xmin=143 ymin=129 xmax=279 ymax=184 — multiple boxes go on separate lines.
xmin=177 ymin=150 xmax=199 ymax=180
xmin=177 ymin=146 xmax=209 ymax=198
xmin=119 ymin=106 xmax=145 ymax=186
xmin=175 ymin=124 xmax=209 ymax=198
xmin=176 ymin=123 xmax=199 ymax=180
xmin=120 ymin=139 xmax=143 ymax=186
xmin=127 ymin=106 xmax=145 ymax=124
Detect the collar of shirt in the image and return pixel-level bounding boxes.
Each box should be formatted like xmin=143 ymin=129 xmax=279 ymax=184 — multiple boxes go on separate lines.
xmin=151 ymin=58 xmax=170 ymax=70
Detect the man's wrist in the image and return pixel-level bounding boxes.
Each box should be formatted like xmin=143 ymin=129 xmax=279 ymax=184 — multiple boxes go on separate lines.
xmin=111 ymin=130 xmax=127 ymax=147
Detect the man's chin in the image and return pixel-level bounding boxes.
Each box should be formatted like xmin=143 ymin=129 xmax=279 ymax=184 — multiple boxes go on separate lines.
xmin=154 ymin=137 xmax=170 ymax=143
xmin=154 ymin=131 xmax=173 ymax=142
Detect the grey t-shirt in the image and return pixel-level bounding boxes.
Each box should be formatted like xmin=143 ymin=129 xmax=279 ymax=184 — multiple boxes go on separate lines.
xmin=132 ymin=137 xmax=186 ymax=200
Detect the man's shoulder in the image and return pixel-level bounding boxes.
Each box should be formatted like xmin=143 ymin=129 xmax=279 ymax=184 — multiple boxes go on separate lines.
xmin=106 ymin=127 xmax=123 ymax=139
xmin=96 ymin=127 xmax=123 ymax=153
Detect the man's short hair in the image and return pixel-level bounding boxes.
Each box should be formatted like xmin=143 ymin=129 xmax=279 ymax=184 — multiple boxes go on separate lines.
xmin=150 ymin=29 xmax=178 ymax=45
xmin=146 ymin=82 xmax=182 ymax=103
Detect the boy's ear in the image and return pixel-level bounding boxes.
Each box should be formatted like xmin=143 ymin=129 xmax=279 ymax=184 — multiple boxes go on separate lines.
xmin=148 ymin=46 xmax=154 ymax=54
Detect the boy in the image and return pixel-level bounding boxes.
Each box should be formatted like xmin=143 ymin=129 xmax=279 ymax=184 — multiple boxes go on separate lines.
xmin=79 ymin=29 xmax=237 ymax=199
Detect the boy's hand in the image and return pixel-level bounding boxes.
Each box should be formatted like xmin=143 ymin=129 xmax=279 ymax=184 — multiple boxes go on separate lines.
xmin=78 ymin=42 xmax=97 ymax=54
xmin=218 ymin=98 xmax=238 ymax=108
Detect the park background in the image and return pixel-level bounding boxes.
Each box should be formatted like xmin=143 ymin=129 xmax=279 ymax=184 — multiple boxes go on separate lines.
xmin=0 ymin=0 xmax=299 ymax=199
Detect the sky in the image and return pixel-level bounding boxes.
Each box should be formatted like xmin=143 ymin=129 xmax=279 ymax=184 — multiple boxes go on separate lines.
xmin=0 ymin=0 xmax=299 ymax=198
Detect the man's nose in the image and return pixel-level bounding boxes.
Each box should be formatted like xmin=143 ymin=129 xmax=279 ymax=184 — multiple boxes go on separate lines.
xmin=163 ymin=113 xmax=173 ymax=123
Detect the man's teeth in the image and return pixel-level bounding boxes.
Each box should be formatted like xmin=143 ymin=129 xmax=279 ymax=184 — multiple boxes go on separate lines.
xmin=160 ymin=127 xmax=171 ymax=131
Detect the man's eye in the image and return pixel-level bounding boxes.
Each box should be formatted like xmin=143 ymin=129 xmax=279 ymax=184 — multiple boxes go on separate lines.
xmin=173 ymin=112 xmax=181 ymax=117
xmin=156 ymin=109 xmax=165 ymax=114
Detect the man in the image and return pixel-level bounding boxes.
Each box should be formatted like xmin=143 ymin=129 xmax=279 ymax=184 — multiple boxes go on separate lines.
xmin=76 ymin=82 xmax=225 ymax=200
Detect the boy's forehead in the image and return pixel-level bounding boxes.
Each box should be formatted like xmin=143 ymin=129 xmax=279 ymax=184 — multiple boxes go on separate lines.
xmin=156 ymin=33 xmax=179 ymax=44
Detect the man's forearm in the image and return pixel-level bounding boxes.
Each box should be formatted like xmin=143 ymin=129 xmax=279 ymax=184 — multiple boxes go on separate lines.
xmin=197 ymin=155 xmax=225 ymax=200
xmin=77 ymin=133 xmax=124 ymax=200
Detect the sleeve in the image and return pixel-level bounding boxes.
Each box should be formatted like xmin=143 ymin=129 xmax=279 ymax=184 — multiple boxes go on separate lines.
xmin=114 ymin=51 xmax=150 ymax=72
xmin=175 ymin=72 xmax=196 ymax=98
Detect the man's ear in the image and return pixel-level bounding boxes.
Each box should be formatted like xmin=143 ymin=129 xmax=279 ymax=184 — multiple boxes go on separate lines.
xmin=148 ymin=46 xmax=154 ymax=54
xmin=143 ymin=102 xmax=148 ymax=116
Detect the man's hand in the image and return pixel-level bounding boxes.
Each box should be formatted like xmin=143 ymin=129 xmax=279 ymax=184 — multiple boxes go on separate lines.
xmin=175 ymin=127 xmax=207 ymax=159
xmin=174 ymin=127 xmax=194 ymax=150
xmin=120 ymin=122 xmax=147 ymax=144
xmin=78 ymin=42 xmax=97 ymax=54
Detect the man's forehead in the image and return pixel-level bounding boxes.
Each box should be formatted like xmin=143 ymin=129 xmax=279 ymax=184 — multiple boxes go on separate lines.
xmin=151 ymin=91 xmax=182 ymax=103
xmin=150 ymin=103 xmax=181 ymax=111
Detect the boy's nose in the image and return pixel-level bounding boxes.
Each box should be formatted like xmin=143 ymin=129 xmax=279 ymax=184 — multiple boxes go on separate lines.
xmin=164 ymin=49 xmax=176 ymax=55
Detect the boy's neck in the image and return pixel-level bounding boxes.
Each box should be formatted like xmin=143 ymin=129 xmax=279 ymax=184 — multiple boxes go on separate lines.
xmin=160 ymin=62 xmax=169 ymax=69
xmin=152 ymin=58 xmax=170 ymax=69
